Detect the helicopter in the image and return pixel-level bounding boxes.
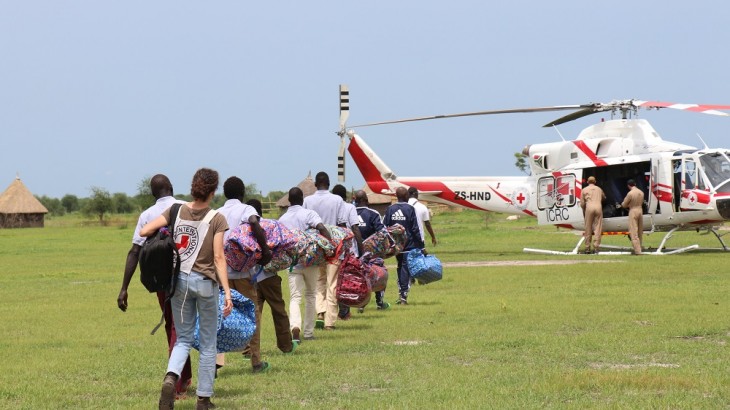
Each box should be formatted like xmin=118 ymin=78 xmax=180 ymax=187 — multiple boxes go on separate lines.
xmin=335 ymin=85 xmax=730 ymax=255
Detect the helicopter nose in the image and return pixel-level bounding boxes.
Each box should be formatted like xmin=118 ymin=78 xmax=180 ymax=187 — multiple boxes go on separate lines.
xmin=717 ymin=198 xmax=730 ymax=219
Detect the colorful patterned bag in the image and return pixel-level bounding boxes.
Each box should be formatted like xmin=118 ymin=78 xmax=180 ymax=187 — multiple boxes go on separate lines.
xmin=363 ymin=224 xmax=407 ymax=259
xmin=361 ymin=253 xmax=389 ymax=292
xmin=406 ymin=248 xmax=443 ymax=285
xmin=336 ymin=253 xmax=372 ymax=308
xmin=324 ymin=225 xmax=354 ymax=261
xmin=193 ymin=289 xmax=256 ymax=353
xmin=298 ymin=229 xmax=336 ymax=267
xmin=225 ymin=219 xmax=299 ymax=272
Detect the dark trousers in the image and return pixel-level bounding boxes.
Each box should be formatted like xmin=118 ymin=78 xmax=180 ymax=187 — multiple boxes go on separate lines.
xmin=229 ymin=278 xmax=263 ymax=367
xmin=395 ymin=253 xmax=410 ymax=297
xmin=257 ymin=275 xmax=294 ymax=353
xmin=156 ymin=291 xmax=192 ymax=393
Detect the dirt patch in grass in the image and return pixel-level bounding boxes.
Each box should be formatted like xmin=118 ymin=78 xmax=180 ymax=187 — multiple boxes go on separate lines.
xmin=443 ymin=260 xmax=622 ymax=267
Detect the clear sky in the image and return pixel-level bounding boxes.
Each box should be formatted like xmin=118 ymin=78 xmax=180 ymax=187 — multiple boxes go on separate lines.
xmin=2 ymin=1 xmax=729 ymax=198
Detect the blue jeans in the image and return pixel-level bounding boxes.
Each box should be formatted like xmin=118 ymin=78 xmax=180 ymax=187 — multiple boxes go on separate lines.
xmin=168 ymin=271 xmax=219 ymax=398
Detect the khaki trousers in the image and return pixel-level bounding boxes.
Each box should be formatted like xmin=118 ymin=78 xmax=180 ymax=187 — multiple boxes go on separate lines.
xmin=288 ymin=266 xmax=319 ymax=338
xmin=628 ymin=208 xmax=643 ymax=254
xmin=316 ymin=260 xmax=341 ymax=327
xmin=583 ymin=205 xmax=603 ymax=250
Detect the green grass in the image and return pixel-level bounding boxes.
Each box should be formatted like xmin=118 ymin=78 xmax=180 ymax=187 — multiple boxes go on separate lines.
xmin=0 ymin=210 xmax=728 ymax=409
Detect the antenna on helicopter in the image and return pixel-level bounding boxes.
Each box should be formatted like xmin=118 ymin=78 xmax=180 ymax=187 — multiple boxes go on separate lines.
xmin=696 ymin=133 xmax=710 ymax=150
xmin=337 ymin=84 xmax=350 ymax=182
xmin=551 ymin=125 xmax=566 ymax=142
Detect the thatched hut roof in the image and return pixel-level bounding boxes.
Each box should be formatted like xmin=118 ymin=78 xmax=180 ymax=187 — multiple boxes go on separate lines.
xmin=275 ymin=174 xmax=317 ymax=207
xmin=0 ymin=177 xmax=48 ymax=214
xmin=362 ymin=185 xmax=393 ymax=205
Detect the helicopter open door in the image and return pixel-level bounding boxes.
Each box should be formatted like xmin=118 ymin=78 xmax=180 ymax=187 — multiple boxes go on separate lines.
xmin=648 ymin=159 xmax=659 ymax=215
xmin=536 ymin=171 xmax=582 ymax=226
xmin=677 ymin=155 xmax=709 ymax=211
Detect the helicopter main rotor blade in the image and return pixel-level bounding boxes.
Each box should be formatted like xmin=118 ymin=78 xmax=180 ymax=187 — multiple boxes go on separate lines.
xmin=543 ymin=107 xmax=600 ymax=127
xmin=348 ymin=105 xmax=591 ymax=128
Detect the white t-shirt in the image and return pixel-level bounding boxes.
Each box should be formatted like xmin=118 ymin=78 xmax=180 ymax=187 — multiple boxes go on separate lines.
xmin=217 ymin=199 xmax=259 ymax=280
xmin=407 ymin=197 xmax=430 ymax=242
xmin=303 ymin=190 xmax=342 ymax=225
xmin=279 ymin=205 xmax=323 ymax=231
xmin=132 ymin=196 xmax=185 ymax=246
xmin=338 ymin=202 xmax=359 ymax=228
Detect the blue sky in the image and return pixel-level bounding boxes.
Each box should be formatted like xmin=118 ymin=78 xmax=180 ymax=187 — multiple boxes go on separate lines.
xmin=2 ymin=1 xmax=729 ymax=198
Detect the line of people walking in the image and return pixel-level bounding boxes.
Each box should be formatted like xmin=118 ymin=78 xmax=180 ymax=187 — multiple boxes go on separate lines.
xmin=117 ymin=169 xmax=436 ymax=409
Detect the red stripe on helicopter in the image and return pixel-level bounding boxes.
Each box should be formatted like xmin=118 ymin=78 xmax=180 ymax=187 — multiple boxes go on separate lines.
xmin=681 ymin=190 xmax=711 ymax=204
xmin=348 ymin=137 xmax=390 ymax=194
xmin=572 ymin=141 xmax=608 ymax=167
xmin=487 ymin=185 xmax=536 ymax=217
xmin=399 ymin=180 xmax=483 ymax=210
xmin=688 ymin=219 xmax=724 ymax=225
xmin=653 ymin=190 xmax=673 ymax=203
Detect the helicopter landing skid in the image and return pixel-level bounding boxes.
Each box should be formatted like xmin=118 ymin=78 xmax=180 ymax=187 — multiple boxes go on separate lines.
xmin=523 ymin=227 xmax=699 ymax=255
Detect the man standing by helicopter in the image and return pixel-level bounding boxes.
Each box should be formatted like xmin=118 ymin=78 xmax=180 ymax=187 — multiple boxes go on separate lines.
xmin=580 ymin=176 xmax=605 ymax=254
xmin=621 ymin=179 xmax=644 ymax=255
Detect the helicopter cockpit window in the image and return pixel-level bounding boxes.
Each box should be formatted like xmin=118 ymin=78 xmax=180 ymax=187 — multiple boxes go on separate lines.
xmin=699 ymin=152 xmax=730 ymax=193
xmin=537 ymin=175 xmax=576 ymax=210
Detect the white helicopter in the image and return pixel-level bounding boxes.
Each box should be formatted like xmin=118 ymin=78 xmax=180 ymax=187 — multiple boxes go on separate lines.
xmin=336 ymin=85 xmax=730 ymax=255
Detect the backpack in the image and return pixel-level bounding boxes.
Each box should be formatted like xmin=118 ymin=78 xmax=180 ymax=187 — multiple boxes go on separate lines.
xmin=139 ymin=203 xmax=182 ymax=294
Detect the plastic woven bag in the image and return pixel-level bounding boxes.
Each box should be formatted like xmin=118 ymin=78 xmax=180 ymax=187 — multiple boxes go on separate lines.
xmin=193 ymin=289 xmax=256 ymax=353
xmin=405 ymin=248 xmax=443 ymax=285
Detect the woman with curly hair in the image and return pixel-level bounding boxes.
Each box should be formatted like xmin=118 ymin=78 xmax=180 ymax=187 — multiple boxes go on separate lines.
xmin=141 ymin=167 xmax=232 ymax=410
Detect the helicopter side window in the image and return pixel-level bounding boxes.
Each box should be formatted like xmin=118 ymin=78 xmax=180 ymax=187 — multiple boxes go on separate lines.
xmin=684 ymin=160 xmax=703 ymax=190
xmin=555 ymin=175 xmax=576 ymax=207
xmin=537 ymin=177 xmax=555 ymax=210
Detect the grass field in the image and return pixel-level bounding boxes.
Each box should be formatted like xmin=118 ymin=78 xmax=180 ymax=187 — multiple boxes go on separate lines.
xmin=0 ymin=210 xmax=728 ymax=409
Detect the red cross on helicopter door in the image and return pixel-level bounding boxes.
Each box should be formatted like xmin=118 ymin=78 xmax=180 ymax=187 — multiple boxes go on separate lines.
xmin=536 ymin=171 xmax=582 ymax=226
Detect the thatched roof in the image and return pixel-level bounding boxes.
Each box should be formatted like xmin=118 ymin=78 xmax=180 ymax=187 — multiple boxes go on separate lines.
xmin=275 ymin=174 xmax=317 ymax=207
xmin=362 ymin=185 xmax=393 ymax=205
xmin=0 ymin=177 xmax=49 ymax=214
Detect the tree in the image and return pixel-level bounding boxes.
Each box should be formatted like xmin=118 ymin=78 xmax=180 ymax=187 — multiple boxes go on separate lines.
xmin=112 ymin=192 xmax=134 ymax=214
xmin=514 ymin=152 xmax=530 ymax=175
xmin=135 ymin=176 xmax=154 ymax=210
xmin=83 ymin=186 xmax=112 ymax=224
xmin=61 ymin=194 xmax=79 ymax=213
xmin=245 ymin=182 xmax=261 ymax=200
xmin=36 ymin=195 xmax=65 ymax=216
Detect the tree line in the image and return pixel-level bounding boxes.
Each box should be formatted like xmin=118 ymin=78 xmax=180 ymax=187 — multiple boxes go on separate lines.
xmin=36 ymin=177 xmax=286 ymax=223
